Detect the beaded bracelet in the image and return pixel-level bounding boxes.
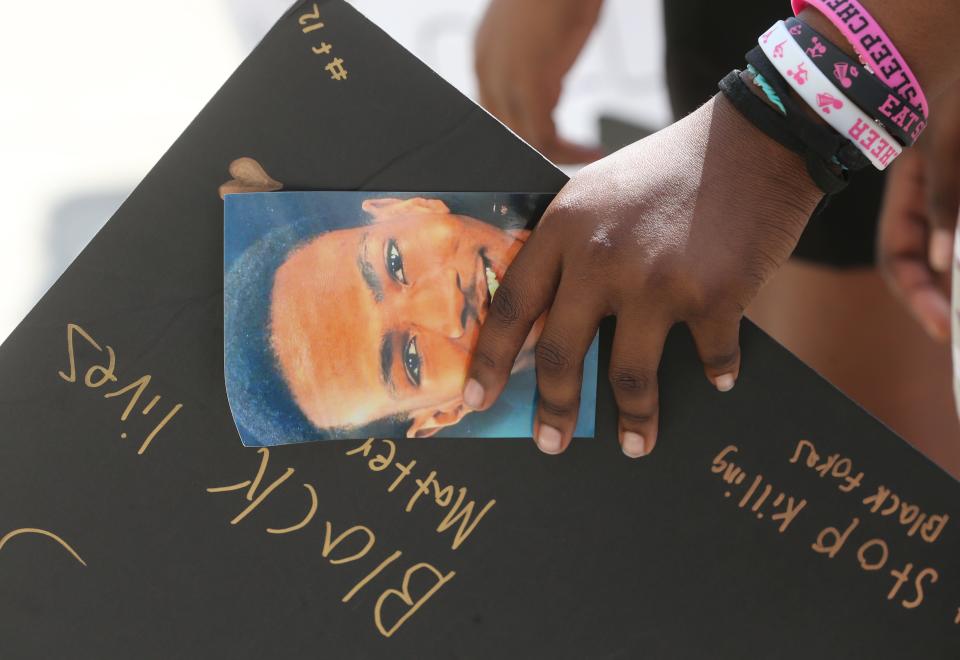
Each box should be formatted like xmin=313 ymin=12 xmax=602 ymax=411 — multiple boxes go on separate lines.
xmin=791 ymin=0 xmax=928 ymax=118
xmin=759 ymin=20 xmax=901 ymax=170
xmin=785 ymin=17 xmax=925 ymax=146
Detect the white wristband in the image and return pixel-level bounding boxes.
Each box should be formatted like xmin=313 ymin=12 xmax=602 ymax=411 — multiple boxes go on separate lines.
xmin=758 ymin=20 xmax=901 ymax=171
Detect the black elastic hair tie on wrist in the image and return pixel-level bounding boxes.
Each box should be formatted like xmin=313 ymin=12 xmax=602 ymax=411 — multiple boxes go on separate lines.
xmin=718 ymin=69 xmax=849 ymax=195
xmin=744 ymin=46 xmax=870 ymax=173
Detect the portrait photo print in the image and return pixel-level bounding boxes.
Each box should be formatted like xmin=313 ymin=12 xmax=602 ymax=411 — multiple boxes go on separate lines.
xmin=224 ymin=190 xmax=598 ymax=446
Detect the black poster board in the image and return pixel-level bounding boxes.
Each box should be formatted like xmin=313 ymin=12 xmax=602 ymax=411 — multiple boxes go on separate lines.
xmin=1 ymin=2 xmax=957 ymax=657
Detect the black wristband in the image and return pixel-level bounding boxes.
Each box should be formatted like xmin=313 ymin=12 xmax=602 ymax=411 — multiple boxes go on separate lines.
xmin=784 ymin=17 xmax=925 ymax=147
xmin=744 ymin=46 xmax=871 ymax=172
xmin=719 ymin=69 xmax=849 ymax=194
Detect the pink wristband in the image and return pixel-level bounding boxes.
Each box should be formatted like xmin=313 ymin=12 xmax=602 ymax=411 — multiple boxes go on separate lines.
xmin=791 ymin=0 xmax=929 ymax=118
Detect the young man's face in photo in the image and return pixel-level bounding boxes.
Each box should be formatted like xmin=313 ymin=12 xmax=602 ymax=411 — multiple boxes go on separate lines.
xmin=269 ymin=197 xmax=539 ymax=437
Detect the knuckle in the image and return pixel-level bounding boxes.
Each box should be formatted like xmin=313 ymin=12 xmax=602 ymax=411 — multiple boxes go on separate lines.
xmin=702 ymin=347 xmax=740 ymax=372
xmin=535 ymin=336 xmax=573 ymax=376
xmin=545 ymin=189 xmax=579 ymax=219
xmin=696 ymin=279 xmax=732 ymax=308
xmin=693 ymin=264 xmax=753 ymax=310
xmin=636 ymin=258 xmax=689 ymax=303
xmin=619 ymin=407 xmax=657 ymax=426
xmin=488 ymin=282 xmax=524 ymax=325
xmin=538 ymin=395 xmax=580 ymax=418
xmin=691 ymin=282 xmax=746 ymax=319
xmin=582 ymin=235 xmax=617 ymax=266
xmin=608 ymin=365 xmax=652 ymax=395
xmin=877 ymin=257 xmax=898 ymax=289
xmin=470 ymin=345 xmax=500 ymax=372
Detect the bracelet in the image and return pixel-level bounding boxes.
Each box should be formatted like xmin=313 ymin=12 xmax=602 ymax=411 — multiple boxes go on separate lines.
xmin=791 ymin=0 xmax=929 ymax=118
xmin=785 ymin=17 xmax=925 ymax=146
xmin=719 ymin=70 xmax=850 ymax=194
xmin=759 ymin=20 xmax=901 ymax=170
xmin=747 ymin=66 xmax=787 ymax=115
xmin=745 ymin=50 xmax=869 ymax=172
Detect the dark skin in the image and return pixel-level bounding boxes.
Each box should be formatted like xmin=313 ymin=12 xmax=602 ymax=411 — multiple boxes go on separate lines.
xmin=877 ymin=83 xmax=960 ymax=342
xmin=467 ymin=0 xmax=960 ymax=457
xmin=464 ymin=94 xmax=820 ymax=457
xmin=473 ymin=0 xmax=604 ymax=164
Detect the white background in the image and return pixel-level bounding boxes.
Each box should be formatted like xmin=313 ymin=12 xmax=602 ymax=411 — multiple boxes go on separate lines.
xmin=0 ymin=0 xmax=668 ymax=343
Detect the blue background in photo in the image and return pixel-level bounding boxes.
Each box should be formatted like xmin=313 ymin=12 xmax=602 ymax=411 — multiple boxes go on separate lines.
xmin=224 ymin=191 xmax=597 ymax=444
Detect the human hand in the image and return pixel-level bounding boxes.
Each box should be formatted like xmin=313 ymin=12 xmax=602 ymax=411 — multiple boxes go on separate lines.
xmin=462 ymin=95 xmax=822 ymax=458
xmin=474 ymin=0 xmax=604 ymax=164
xmin=877 ymin=83 xmax=960 ymax=342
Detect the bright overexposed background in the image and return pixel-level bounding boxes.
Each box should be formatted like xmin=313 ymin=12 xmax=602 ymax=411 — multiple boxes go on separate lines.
xmin=0 ymin=0 xmax=668 ymax=343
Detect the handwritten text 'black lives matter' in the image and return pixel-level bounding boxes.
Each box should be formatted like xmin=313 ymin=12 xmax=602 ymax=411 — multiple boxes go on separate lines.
xmin=2 ymin=323 xmax=498 ymax=639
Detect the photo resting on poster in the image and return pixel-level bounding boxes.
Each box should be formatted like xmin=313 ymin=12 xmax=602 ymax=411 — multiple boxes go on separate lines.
xmin=222 ymin=166 xmax=598 ymax=446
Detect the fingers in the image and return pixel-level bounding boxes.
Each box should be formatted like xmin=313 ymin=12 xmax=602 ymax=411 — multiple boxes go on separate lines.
xmin=531 ymin=278 xmax=606 ymax=455
xmin=881 ymin=226 xmax=951 ymax=342
xmin=688 ymin=313 xmax=743 ymax=392
xmin=608 ymin=311 xmax=669 ymax=459
xmin=878 ymin=150 xmax=952 ymax=342
xmin=886 ymin=254 xmax=952 ymax=341
xmin=928 ymin=225 xmax=954 ymax=274
xmin=464 ymin=228 xmax=561 ymax=412
xmin=925 ymin=142 xmax=960 ymax=273
xmin=477 ymin=87 xmax=514 ymax=138
xmin=905 ymin=282 xmax=952 ymax=342
xmin=520 ymin=99 xmax=602 ymax=165
xmin=494 ymin=83 xmax=601 ymax=164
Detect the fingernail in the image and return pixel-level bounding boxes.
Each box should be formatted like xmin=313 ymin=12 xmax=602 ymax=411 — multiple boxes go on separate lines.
xmin=621 ymin=431 xmax=646 ymax=458
xmin=463 ymin=378 xmax=484 ymax=409
xmin=930 ymin=229 xmax=953 ymax=272
xmin=929 ymin=325 xmax=949 ymax=342
xmin=536 ymin=424 xmax=563 ymax=454
xmin=922 ymin=316 xmax=950 ymax=342
xmin=714 ymin=373 xmax=736 ymax=392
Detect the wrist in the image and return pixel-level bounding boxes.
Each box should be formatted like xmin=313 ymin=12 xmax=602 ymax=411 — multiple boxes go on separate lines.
xmin=711 ymin=92 xmax=823 ymax=216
